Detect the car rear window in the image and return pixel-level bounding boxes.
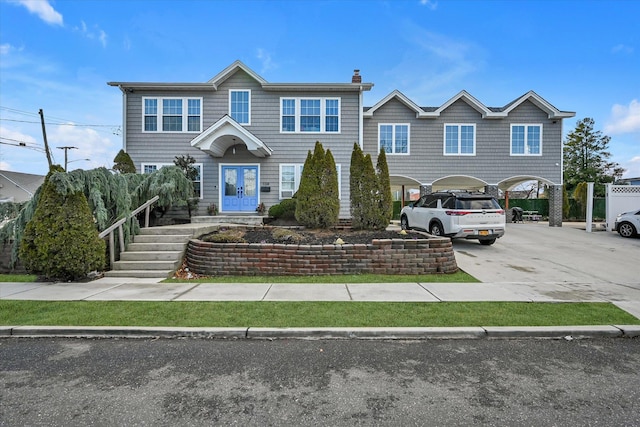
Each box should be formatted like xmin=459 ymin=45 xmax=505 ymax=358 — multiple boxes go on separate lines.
xmin=455 ymin=198 xmax=501 ymax=210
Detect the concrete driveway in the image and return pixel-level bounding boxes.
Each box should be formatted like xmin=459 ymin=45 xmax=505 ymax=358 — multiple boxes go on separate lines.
xmin=453 ymin=222 xmax=640 ymax=316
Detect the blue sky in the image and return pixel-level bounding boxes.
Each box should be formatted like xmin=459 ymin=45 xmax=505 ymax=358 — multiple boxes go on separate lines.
xmin=1 ymin=0 xmax=639 ymax=178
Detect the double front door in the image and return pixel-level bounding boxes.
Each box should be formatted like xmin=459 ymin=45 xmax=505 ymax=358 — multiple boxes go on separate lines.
xmin=221 ymin=165 xmax=258 ymax=212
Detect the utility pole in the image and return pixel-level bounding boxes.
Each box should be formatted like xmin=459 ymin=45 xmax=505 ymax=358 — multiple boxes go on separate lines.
xmin=57 ymin=146 xmax=77 ymax=172
xmin=39 ymin=109 xmax=53 ymax=169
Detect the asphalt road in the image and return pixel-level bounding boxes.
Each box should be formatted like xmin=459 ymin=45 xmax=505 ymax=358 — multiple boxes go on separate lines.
xmin=1 ymin=338 xmax=639 ymax=426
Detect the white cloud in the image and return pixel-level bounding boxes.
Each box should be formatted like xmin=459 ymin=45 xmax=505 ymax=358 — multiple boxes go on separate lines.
xmin=612 ymin=44 xmax=634 ymax=55
xmin=420 ymin=0 xmax=438 ymax=10
xmin=605 ymin=99 xmax=640 ymax=134
xmin=621 ymin=156 xmax=640 ymax=179
xmin=257 ymin=49 xmax=277 ymax=74
xmin=383 ymin=22 xmax=484 ymax=101
xmin=12 ymin=0 xmax=63 ymax=26
xmin=73 ymin=20 xmax=108 ymax=48
xmin=49 ymin=124 xmax=116 ymax=170
xmin=0 ymin=43 xmax=12 ymax=55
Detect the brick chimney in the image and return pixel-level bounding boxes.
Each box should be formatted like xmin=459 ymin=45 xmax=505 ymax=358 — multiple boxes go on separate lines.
xmin=351 ymin=69 xmax=362 ymax=84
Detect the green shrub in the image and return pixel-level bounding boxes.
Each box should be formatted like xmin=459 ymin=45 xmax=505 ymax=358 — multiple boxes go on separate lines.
xmin=268 ymin=198 xmax=297 ymax=219
xmin=295 ymin=141 xmax=339 ymax=228
xmin=19 ymin=166 xmax=106 ymax=281
xmin=112 ymin=149 xmax=136 ymax=174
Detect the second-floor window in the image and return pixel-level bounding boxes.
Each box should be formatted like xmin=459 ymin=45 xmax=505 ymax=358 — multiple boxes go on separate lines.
xmin=143 ymin=97 xmax=202 ymax=133
xmin=511 ymin=124 xmax=542 ymax=155
xmin=230 ymin=90 xmax=250 ymax=124
xmin=281 ymin=97 xmax=340 ymax=133
xmin=444 ymin=124 xmax=475 ymax=155
xmin=379 ymin=124 xmax=409 ymax=154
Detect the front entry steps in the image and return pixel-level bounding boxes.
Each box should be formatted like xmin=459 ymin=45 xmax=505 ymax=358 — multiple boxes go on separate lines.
xmin=103 ymin=224 xmax=218 ymax=279
xmin=191 ymin=215 xmax=265 ymax=226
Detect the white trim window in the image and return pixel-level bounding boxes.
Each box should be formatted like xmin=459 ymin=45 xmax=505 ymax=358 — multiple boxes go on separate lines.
xmin=142 ymin=162 xmax=203 ymax=199
xmin=229 ymin=90 xmax=251 ymax=125
xmin=280 ymin=97 xmax=341 ymax=133
xmin=511 ymin=124 xmax=542 ymax=155
xmin=444 ymin=124 xmax=476 ymax=155
xmin=279 ymin=163 xmax=342 ymax=199
xmin=142 ymin=97 xmax=202 ymax=133
xmin=379 ymin=124 xmax=409 ymax=155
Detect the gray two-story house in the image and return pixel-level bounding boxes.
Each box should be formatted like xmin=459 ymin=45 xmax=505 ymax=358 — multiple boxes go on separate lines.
xmin=108 ymin=60 xmax=574 ymax=226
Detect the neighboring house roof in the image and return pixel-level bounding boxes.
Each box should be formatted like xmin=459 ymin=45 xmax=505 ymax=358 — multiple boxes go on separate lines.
xmin=191 ymin=115 xmax=273 ymax=158
xmin=364 ymin=89 xmax=575 ymax=119
xmin=109 ymin=60 xmax=374 ymax=93
xmin=0 ymin=170 xmax=45 ymax=203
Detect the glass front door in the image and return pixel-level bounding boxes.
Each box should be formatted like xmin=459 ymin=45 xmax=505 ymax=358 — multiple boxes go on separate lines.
xmin=221 ymin=165 xmax=258 ymax=212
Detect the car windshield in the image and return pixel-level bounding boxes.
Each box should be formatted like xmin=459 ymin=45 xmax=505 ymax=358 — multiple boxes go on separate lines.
xmin=455 ymin=198 xmax=501 ymax=210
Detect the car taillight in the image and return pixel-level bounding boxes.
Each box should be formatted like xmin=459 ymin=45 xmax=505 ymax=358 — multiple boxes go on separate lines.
xmin=445 ymin=210 xmax=471 ymax=216
xmin=497 ymin=210 xmax=504 ymax=215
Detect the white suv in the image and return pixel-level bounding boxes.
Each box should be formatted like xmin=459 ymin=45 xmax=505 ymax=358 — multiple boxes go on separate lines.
xmin=400 ymin=191 xmax=506 ymax=245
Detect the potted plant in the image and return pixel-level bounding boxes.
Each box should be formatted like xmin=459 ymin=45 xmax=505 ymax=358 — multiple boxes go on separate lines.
xmin=256 ymin=202 xmax=266 ymax=215
xmin=207 ymin=203 xmax=218 ymax=216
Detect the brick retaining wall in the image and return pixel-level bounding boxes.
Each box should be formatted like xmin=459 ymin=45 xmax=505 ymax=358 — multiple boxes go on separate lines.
xmin=186 ymin=237 xmax=458 ymax=276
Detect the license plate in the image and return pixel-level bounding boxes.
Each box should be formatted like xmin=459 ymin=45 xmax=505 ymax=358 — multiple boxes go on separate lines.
xmin=479 ymin=230 xmax=489 ymax=236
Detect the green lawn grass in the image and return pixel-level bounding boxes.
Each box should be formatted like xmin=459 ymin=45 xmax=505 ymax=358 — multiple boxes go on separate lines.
xmin=1 ymin=301 xmax=637 ymax=327
xmin=164 ymin=271 xmax=478 ymax=283
xmin=0 ymin=274 xmax=38 ymax=282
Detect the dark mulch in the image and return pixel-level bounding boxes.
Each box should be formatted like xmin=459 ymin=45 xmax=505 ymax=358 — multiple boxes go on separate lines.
xmin=202 ymin=226 xmax=428 ymax=245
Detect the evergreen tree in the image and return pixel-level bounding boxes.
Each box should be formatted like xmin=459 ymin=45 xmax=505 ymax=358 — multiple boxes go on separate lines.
xmin=563 ymin=118 xmax=625 ymax=197
xmin=19 ymin=166 xmax=106 ymax=280
xmin=295 ymin=141 xmax=339 ymax=228
xmin=375 ymin=148 xmax=393 ymax=230
xmin=322 ymin=149 xmax=340 ymax=227
xmin=360 ymin=153 xmax=378 ymax=229
xmin=350 ymin=143 xmax=365 ymax=229
xmin=174 ymin=154 xmax=199 ymax=216
xmin=112 ymin=149 xmax=136 ymax=174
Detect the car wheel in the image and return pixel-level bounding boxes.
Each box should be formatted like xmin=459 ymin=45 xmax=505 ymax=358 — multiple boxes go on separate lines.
xmin=618 ymin=221 xmax=637 ymax=238
xmin=429 ymin=221 xmax=443 ymax=236
xmin=400 ymin=215 xmax=410 ymax=230
xmin=479 ymin=238 xmax=496 ymax=246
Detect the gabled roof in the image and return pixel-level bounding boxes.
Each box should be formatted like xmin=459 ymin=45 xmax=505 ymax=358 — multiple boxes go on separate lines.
xmin=190 ymin=115 xmax=272 ymax=158
xmin=363 ymin=90 xmax=424 ymax=117
xmin=364 ymin=90 xmax=575 ymax=120
xmin=425 ymin=90 xmax=493 ymax=118
xmin=500 ymin=90 xmax=575 ymax=119
xmin=0 ymin=170 xmax=44 ymax=202
xmin=207 ymin=60 xmax=267 ymax=88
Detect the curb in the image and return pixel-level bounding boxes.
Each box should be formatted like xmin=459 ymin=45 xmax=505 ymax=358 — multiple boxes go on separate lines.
xmin=2 ymin=325 xmax=639 ymax=339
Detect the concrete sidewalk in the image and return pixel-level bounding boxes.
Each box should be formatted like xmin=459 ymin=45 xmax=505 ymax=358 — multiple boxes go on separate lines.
xmin=2 ymin=278 xmax=639 ymax=340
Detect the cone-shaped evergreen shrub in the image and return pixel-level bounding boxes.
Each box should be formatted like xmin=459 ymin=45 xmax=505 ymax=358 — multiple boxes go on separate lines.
xmin=295 ymin=141 xmax=339 ymax=228
xmin=374 ymin=148 xmax=393 ymax=230
xmin=112 ymin=149 xmax=136 ymax=174
xmin=19 ymin=166 xmax=106 ymax=281
xmin=350 ymin=143 xmax=365 ymax=229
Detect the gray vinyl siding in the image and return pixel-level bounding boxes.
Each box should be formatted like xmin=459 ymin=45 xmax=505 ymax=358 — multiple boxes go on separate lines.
xmin=124 ymin=70 xmax=362 ymax=217
xmin=364 ymin=99 xmax=563 ymax=187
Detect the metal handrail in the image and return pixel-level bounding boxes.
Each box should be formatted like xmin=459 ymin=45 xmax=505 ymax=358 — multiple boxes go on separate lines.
xmin=99 ymin=195 xmax=159 ymax=269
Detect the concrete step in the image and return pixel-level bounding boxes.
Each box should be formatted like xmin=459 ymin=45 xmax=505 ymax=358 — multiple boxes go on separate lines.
xmin=133 ymin=234 xmax=191 ymax=244
xmin=103 ymin=269 xmax=173 ymax=279
xmin=113 ymin=260 xmax=181 ymax=271
xmin=119 ymin=251 xmax=184 ymax=262
xmin=127 ymin=242 xmax=188 ymax=252
xmin=191 ymin=215 xmax=264 ymax=226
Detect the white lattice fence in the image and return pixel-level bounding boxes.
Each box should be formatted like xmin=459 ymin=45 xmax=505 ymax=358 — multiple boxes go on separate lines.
xmin=606 ymin=184 xmax=640 ymax=231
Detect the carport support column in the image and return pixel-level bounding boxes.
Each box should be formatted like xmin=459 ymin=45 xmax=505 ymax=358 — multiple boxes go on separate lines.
xmin=548 ymin=185 xmax=563 ymax=227
xmin=420 ymin=185 xmax=432 ymax=197
xmin=484 ymin=185 xmax=499 ymax=199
